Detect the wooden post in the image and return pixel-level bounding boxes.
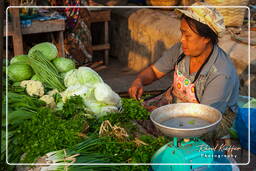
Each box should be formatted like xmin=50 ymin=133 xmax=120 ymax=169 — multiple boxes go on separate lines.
xmin=181 ymin=0 xmax=191 ymax=6
xmin=10 ymin=0 xmax=23 ymax=56
xmin=90 ymin=10 xmax=111 ymax=66
xmin=56 ymin=31 xmax=65 ymax=57
xmin=104 ymin=20 xmax=109 ymax=65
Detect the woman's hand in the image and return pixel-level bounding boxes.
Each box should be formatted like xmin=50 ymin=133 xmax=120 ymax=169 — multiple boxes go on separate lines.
xmin=129 ymin=79 xmax=144 ymax=100
xmin=128 ymin=65 xmax=164 ymax=100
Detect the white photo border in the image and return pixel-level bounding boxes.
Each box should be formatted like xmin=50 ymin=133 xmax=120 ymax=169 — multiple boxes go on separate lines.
xmin=5 ymin=5 xmax=251 ymax=166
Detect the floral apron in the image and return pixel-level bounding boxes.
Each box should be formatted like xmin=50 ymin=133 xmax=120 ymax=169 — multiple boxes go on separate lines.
xmin=172 ymin=64 xmax=199 ymax=103
xmin=143 ymin=53 xmax=199 ymax=107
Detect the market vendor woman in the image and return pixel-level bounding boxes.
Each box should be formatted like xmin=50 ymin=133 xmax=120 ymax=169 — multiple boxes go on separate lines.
xmin=129 ymin=2 xmax=239 ymax=140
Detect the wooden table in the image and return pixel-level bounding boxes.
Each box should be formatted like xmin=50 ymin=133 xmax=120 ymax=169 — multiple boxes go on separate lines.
xmin=90 ymin=9 xmax=111 ymax=65
xmin=4 ymin=8 xmax=65 ymax=57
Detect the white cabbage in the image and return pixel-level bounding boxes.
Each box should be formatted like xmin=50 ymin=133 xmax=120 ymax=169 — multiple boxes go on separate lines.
xmin=62 ymin=67 xmax=121 ymax=118
xmin=63 ymin=69 xmax=78 ymax=87
xmin=64 ymin=67 xmax=103 ymax=88
xmin=60 ymin=85 xmax=88 ymax=102
xmin=84 ymin=101 xmax=118 ymax=118
xmin=94 ymin=82 xmax=121 ymax=106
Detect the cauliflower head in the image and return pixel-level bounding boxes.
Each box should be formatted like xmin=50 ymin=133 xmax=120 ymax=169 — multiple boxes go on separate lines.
xmin=20 ymin=80 xmax=44 ymax=97
xmin=47 ymin=89 xmax=59 ymax=96
xmin=40 ymin=95 xmax=56 ymax=108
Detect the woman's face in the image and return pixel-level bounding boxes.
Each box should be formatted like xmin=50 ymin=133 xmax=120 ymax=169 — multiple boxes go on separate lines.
xmin=180 ymin=18 xmax=210 ymax=57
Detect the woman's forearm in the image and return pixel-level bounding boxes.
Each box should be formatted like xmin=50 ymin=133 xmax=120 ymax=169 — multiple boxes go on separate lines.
xmin=133 ymin=65 xmax=158 ymax=86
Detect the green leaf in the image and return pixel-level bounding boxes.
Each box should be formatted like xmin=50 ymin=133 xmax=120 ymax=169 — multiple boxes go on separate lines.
xmin=8 ymin=110 xmax=34 ymax=125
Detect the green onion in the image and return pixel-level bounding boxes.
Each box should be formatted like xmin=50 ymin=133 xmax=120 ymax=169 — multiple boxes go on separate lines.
xmin=42 ymin=137 xmax=113 ymax=171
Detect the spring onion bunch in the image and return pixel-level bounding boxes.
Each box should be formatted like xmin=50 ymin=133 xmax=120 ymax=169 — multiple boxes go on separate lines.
xmin=28 ymin=50 xmax=65 ymax=91
xmin=40 ymin=137 xmax=113 ymax=171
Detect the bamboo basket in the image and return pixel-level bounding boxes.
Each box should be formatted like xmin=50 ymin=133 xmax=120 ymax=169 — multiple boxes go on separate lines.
xmin=146 ymin=0 xmax=178 ymax=6
xmin=205 ymin=0 xmax=249 ymax=27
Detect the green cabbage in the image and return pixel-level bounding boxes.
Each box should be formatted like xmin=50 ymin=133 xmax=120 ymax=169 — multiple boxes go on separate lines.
xmin=8 ymin=63 xmax=33 ymax=82
xmin=10 ymin=55 xmax=28 ymax=64
xmin=52 ymin=57 xmax=75 ymax=73
xmin=28 ymin=42 xmax=58 ymax=61
xmin=64 ymin=67 xmax=103 ymax=87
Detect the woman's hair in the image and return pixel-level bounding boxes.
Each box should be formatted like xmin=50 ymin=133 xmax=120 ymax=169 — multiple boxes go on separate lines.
xmin=182 ymin=15 xmax=218 ymax=45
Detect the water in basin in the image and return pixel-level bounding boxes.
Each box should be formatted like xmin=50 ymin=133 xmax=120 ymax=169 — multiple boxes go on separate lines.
xmin=161 ymin=116 xmax=211 ymax=129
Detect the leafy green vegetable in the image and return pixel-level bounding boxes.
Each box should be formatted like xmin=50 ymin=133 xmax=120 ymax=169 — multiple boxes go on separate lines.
xmin=8 ymin=110 xmax=36 ymax=125
xmin=187 ymin=120 xmax=195 ymax=125
xmin=95 ymin=135 xmax=169 ymax=164
xmin=9 ymin=82 xmax=25 ymax=93
xmin=28 ymin=42 xmax=58 ymax=61
xmin=55 ymin=96 xmax=86 ymax=119
xmin=8 ymin=63 xmax=33 ymax=82
xmin=31 ymin=74 xmax=41 ymax=81
xmin=8 ymin=92 xmax=46 ymax=112
xmin=15 ymin=107 xmax=85 ymax=163
xmin=121 ymin=98 xmax=150 ymax=120
xmin=10 ymin=55 xmax=28 ymax=65
xmin=5 ymin=91 xmax=87 ymax=164
xmin=28 ymin=50 xmax=65 ymax=91
xmin=4 ymin=74 xmax=168 ymax=169
xmin=52 ymin=57 xmax=75 ymax=73
xmin=86 ymin=98 xmax=150 ymax=134
xmin=3 ymin=90 xmax=46 ymax=169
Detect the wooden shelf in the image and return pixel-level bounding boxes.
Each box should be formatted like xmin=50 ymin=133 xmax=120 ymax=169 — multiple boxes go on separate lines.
xmin=92 ymin=44 xmax=110 ymax=51
xmin=90 ymin=10 xmax=111 ymax=23
xmin=4 ymin=17 xmax=65 ymax=57
xmin=4 ymin=19 xmax=65 ymax=36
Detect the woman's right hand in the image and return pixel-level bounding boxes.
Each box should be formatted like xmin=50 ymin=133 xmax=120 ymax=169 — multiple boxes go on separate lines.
xmin=128 ymin=79 xmax=144 ymax=100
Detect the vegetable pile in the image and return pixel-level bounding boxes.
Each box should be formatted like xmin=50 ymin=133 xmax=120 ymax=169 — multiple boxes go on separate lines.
xmin=2 ymin=42 xmax=170 ymax=171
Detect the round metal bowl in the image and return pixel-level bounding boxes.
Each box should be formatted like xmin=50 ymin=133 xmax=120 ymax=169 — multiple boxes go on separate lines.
xmin=150 ymin=103 xmax=222 ymax=138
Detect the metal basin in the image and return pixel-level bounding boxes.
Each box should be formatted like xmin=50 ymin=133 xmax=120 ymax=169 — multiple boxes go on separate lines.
xmin=150 ymin=103 xmax=222 ymax=138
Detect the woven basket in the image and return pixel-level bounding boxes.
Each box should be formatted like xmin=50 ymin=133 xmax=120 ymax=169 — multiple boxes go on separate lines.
xmin=205 ymin=0 xmax=249 ymax=27
xmin=146 ymin=0 xmax=178 ymax=6
xmin=89 ymin=0 xmax=128 ymax=6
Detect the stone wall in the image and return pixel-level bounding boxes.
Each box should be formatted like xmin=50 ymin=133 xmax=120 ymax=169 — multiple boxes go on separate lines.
xmin=110 ymin=9 xmax=181 ymax=71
